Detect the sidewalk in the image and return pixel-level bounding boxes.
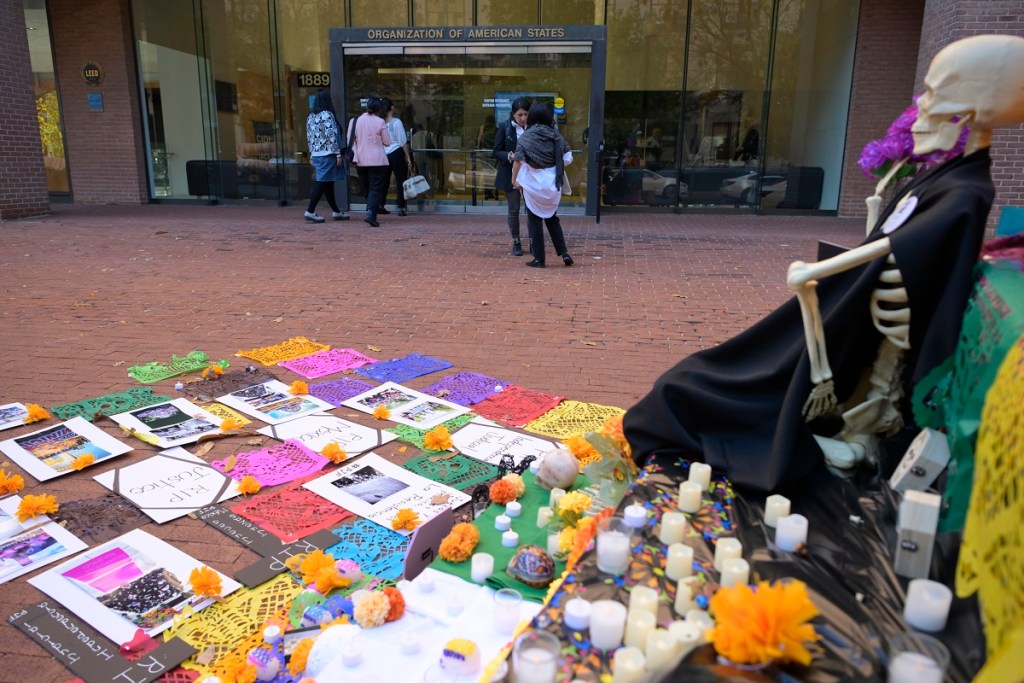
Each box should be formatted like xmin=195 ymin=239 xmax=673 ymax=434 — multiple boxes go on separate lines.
xmin=0 ymin=204 xmax=863 ymax=682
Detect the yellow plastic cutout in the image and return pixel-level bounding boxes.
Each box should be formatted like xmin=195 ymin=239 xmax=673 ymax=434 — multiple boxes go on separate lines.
xmin=522 ymin=400 xmax=625 ymax=440
xmin=237 ymin=337 xmax=330 ymax=366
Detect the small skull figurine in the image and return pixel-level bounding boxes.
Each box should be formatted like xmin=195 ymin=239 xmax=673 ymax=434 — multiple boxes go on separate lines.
xmin=534 ymin=448 xmax=579 ymax=491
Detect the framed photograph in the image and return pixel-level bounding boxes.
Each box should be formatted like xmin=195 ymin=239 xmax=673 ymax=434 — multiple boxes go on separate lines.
xmin=216 ymin=380 xmax=333 ymax=425
xmin=94 ymin=448 xmax=241 ymax=523
xmin=109 ymin=398 xmax=224 ymax=448
xmin=0 ymin=402 xmax=29 ymax=431
xmin=0 ymin=497 xmax=87 ymax=584
xmin=303 ymin=453 xmax=470 ymax=535
xmin=0 ymin=416 xmax=133 ymax=482
xmin=450 ymin=423 xmax=564 ymax=468
xmin=29 ymin=528 xmax=240 ymax=644
xmin=257 ymin=414 xmax=398 ymax=456
xmin=341 ymin=382 xmax=469 ymax=429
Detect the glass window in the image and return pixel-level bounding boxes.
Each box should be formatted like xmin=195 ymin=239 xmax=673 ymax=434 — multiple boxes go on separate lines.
xmin=541 ymin=0 xmax=601 ymax=26
xmin=24 ymin=0 xmax=69 ymax=194
xmin=414 ymin=0 xmax=472 ymax=26
xmin=352 ymin=0 xmax=408 ymax=27
xmin=476 ymin=2 xmax=537 ymax=26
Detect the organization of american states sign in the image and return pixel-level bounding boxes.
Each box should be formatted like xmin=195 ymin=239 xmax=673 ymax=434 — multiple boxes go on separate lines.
xmin=334 ymin=25 xmax=604 ymax=43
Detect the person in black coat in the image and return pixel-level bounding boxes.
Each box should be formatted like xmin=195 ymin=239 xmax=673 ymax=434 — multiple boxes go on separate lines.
xmin=493 ymin=97 xmax=532 ymax=256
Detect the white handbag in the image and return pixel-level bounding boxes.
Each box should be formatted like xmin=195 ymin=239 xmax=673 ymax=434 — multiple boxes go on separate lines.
xmin=403 ymin=175 xmax=430 ymax=199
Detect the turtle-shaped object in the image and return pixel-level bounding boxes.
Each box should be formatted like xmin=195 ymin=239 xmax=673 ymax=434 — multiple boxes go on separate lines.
xmin=506 ymin=544 xmax=556 ymax=588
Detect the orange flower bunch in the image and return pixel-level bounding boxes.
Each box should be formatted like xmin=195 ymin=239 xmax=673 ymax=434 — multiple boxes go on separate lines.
xmin=23 ymin=403 xmax=50 ymax=424
xmin=0 ymin=470 xmax=26 ymax=495
xmin=383 ymin=586 xmax=405 ymax=622
xmin=321 ymin=442 xmax=347 ymax=464
xmin=489 ymin=478 xmax=519 ymax=505
xmin=202 ymin=365 xmax=224 ymax=379
xmin=221 ymin=418 xmax=244 ymax=431
xmin=238 ymin=476 xmax=261 ymax=495
xmin=16 ymin=493 xmax=59 ymax=522
xmin=439 ymin=522 xmax=480 ymax=563
xmin=562 ymin=435 xmax=598 ymax=461
xmin=372 ymin=405 xmax=391 ymax=420
xmin=597 ymin=414 xmax=632 ymax=458
xmin=188 ymin=565 xmax=223 ymax=598
xmin=423 ymin=425 xmax=454 ymax=452
xmin=353 ymin=591 xmax=391 ymax=628
xmin=222 ymin=656 xmax=258 ymax=683
xmin=298 ymin=550 xmax=334 ymax=584
xmin=391 ymin=508 xmax=421 ymax=532
xmin=708 ymin=579 xmax=820 ymax=666
xmin=566 ymin=507 xmax=614 ymax=570
xmin=287 ymin=638 xmax=315 ymax=676
xmin=502 ymin=473 xmax=525 ymax=498
xmin=70 ymin=454 xmax=96 ymax=471
xmin=289 ymin=380 xmax=309 ymax=395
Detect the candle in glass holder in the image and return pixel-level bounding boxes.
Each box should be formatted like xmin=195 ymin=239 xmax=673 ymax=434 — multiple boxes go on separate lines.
xmin=668 ymin=620 xmax=703 ymax=659
xmin=547 ymin=532 xmax=560 ymax=557
xmin=720 ymin=558 xmax=749 ymax=588
xmin=665 ymin=543 xmax=693 ymax=581
xmin=645 ymin=628 xmax=679 ymax=672
xmin=513 ymin=630 xmax=559 ymax=683
xmin=658 ymin=511 xmax=687 ymax=545
xmin=505 ymin=501 xmax=522 ymax=518
xmin=536 ymin=506 xmax=554 ymax=528
xmin=549 ymin=488 xmax=566 ymax=509
xmin=688 ymin=463 xmax=712 ymax=491
xmin=611 ymin=646 xmax=645 ymax=683
xmin=775 ymin=514 xmax=808 ymax=551
xmin=590 ymin=600 xmax=628 ymax=650
xmin=678 ymin=481 xmax=703 ymax=513
xmin=903 ymin=579 xmax=953 ymax=633
xmin=623 ymin=503 xmax=648 ymax=529
xmin=713 ymin=537 xmax=743 ymax=571
xmin=674 ymin=576 xmax=701 ymax=615
xmin=502 ymin=530 xmax=520 ymax=548
xmin=563 ymin=597 xmax=592 ymax=631
xmin=628 ymin=586 xmax=659 ymax=617
xmin=763 ymin=494 xmax=791 ymax=528
xmin=624 ymin=610 xmax=656 ymax=649
xmin=495 ymin=514 xmax=512 ymax=531
xmin=596 ymin=517 xmax=632 ymax=575
xmin=471 ymin=553 xmax=494 ymax=584
xmin=888 ymin=652 xmax=944 ymax=683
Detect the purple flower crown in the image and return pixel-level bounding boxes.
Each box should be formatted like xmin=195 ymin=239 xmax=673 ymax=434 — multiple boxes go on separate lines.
xmin=858 ymin=100 xmax=969 ymax=180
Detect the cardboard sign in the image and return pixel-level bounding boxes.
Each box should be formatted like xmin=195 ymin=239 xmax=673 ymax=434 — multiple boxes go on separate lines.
xmin=234 ymin=528 xmax=341 ymax=588
xmin=194 ymin=504 xmax=284 ymax=557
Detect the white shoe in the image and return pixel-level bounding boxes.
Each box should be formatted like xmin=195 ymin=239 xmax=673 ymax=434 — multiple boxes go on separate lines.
xmin=304 ymin=211 xmax=325 ymax=223
xmin=332 ymin=211 xmax=350 ymax=221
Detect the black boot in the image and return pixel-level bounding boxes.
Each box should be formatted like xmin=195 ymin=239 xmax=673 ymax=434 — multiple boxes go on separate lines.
xmin=512 ymin=239 xmax=523 ymax=256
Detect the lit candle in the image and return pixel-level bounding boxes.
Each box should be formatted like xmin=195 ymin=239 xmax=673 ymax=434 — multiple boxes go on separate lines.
xmin=628 ymin=586 xmax=659 ymax=617
xmin=596 ymin=517 xmax=633 ymax=575
xmin=547 ymin=532 xmax=560 ymax=557
xmin=611 ymin=646 xmax=645 ymax=683
xmin=713 ymin=537 xmax=743 ymax=571
xmin=685 ymin=609 xmax=714 ymax=629
xmin=688 ymin=463 xmax=712 ymax=491
xmin=401 ymin=635 xmax=421 ymax=654
xmin=658 ymin=511 xmax=688 ymax=545
xmin=674 ymin=576 xmax=701 ymax=615
xmin=763 ymin=494 xmax=791 ymax=528
xmin=645 ymin=628 xmax=679 ymax=672
xmin=416 ymin=576 xmax=435 ymax=594
xmin=502 ymin=530 xmax=520 ymax=548
xmin=471 ymin=553 xmax=494 ymax=584
xmin=590 ymin=600 xmax=628 ymax=650
xmin=623 ymin=610 xmax=656 ymax=649
xmin=668 ymin=620 xmax=703 ymax=659
xmin=623 ymin=503 xmax=648 ymax=529
xmin=678 ymin=481 xmax=703 ymax=513
xmin=341 ymin=647 xmax=362 ymax=667
xmin=563 ymin=597 xmax=592 ymax=631
xmin=719 ymin=558 xmax=749 ymax=588
xmin=549 ymin=488 xmax=566 ymax=508
xmin=887 ymin=652 xmax=944 ymax=683
xmin=536 ymin=506 xmax=554 ymax=528
xmin=495 ymin=514 xmax=512 ymax=531
xmin=505 ymin=501 xmax=522 ymax=518
xmin=516 ymin=646 xmax=557 ymax=683
xmin=665 ymin=543 xmax=693 ymax=581
xmin=775 ymin=514 xmax=808 ymax=552
xmin=903 ymin=579 xmax=953 ymax=633
xmin=529 ymin=458 xmax=541 ymax=475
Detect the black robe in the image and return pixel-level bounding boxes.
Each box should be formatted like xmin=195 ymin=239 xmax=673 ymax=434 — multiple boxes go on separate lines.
xmin=623 ymin=149 xmax=994 ymax=492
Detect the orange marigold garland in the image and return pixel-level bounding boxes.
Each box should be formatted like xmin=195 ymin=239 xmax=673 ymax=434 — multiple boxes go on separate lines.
xmin=289 ymin=380 xmax=310 ymax=395
xmin=372 ymin=405 xmax=391 ymax=420
xmin=70 ymin=454 xmax=96 ymax=471
xmin=439 ymin=522 xmax=480 ymax=563
xmin=562 ymin=434 xmax=598 ymax=461
xmin=188 ymin=565 xmax=223 ymax=598
xmin=391 ymin=508 xmax=421 ymax=532
xmin=488 ymin=478 xmax=518 ymax=505
xmin=423 ymin=425 xmax=454 ymax=452
xmin=238 ymin=476 xmax=262 ymax=495
xmin=383 ymin=586 xmax=405 ymax=622
xmin=288 ymin=638 xmax=315 ymax=676
xmin=321 ymin=442 xmax=347 ymax=463
xmin=23 ymin=403 xmax=51 ymax=424
xmin=16 ymin=493 xmax=59 ymax=522
xmin=708 ymin=579 xmax=820 ymax=666
xmin=223 ymin=656 xmax=258 ymax=683
xmin=0 ymin=470 xmax=26 ymax=495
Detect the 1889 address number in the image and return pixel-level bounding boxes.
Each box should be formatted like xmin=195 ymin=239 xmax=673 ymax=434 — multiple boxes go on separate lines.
xmin=296 ymin=72 xmax=330 ymax=88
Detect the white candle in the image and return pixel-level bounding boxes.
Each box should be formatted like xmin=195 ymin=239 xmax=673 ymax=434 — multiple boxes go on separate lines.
xmin=623 ymin=503 xmax=648 ymax=529
xmin=611 ymin=646 xmax=645 ymax=683
xmin=775 ymin=514 xmax=808 ymax=551
xmin=903 ymin=579 xmax=953 ymax=633
xmin=502 ymin=530 xmax=520 ymax=548
xmin=623 ymin=610 xmax=656 ymax=649
xmin=493 ymin=588 xmax=522 ymax=635
xmin=563 ymin=597 xmax=592 ymax=631
xmin=763 ymin=494 xmax=791 ymax=528
xmin=515 ymin=645 xmax=557 ymax=683
xmin=549 ymin=488 xmax=566 ymax=509
xmin=536 ymin=506 xmax=554 ymax=528
xmin=446 ymin=595 xmax=465 ymax=616
xmin=713 ymin=537 xmax=743 ymax=571
xmin=546 ymin=532 xmax=561 ymax=557
xmin=495 ymin=514 xmax=512 ymax=531
xmin=668 ymin=620 xmax=703 ymax=659
xmin=665 ymin=543 xmax=693 ymax=581
xmin=400 ymin=635 xmax=421 ymax=654
xmin=678 ymin=481 xmax=703 ymax=513
xmin=685 ymin=609 xmax=714 ymax=629
xmin=688 ymin=463 xmax=712 ymax=491
xmin=590 ymin=600 xmax=628 ymax=650
xmin=596 ymin=519 xmax=632 ymax=576
xmin=719 ymin=558 xmax=750 ymax=588
xmin=505 ymin=501 xmax=522 ymax=518
xmin=529 ymin=458 xmax=541 ymax=475
xmin=887 ymin=652 xmax=944 ymax=683
xmin=341 ymin=647 xmax=362 ymax=667
xmin=645 ymin=628 xmax=679 ymax=672
xmin=471 ymin=553 xmax=494 ymax=584
xmin=628 ymin=586 xmax=659 ymax=617
xmin=674 ymin=576 xmax=701 ymax=615
xmin=658 ymin=511 xmax=688 ymax=545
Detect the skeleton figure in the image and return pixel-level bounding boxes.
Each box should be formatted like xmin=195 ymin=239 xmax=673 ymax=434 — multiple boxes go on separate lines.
xmin=787 ymin=35 xmax=1024 ymax=475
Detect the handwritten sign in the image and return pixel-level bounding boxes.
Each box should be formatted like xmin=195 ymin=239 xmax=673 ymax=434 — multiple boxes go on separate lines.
xmin=234 ymin=529 xmax=340 ymax=588
xmin=195 ymin=504 xmax=283 ymax=557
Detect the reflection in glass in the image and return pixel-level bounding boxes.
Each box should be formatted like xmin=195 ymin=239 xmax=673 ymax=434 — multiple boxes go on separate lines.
xmin=24 ymin=0 xmax=69 ymax=194
xmin=414 ymin=0 xmax=471 ymax=26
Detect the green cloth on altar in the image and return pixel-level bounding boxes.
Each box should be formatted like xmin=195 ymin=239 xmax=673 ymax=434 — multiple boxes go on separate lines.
xmin=430 ymin=470 xmax=591 ymax=603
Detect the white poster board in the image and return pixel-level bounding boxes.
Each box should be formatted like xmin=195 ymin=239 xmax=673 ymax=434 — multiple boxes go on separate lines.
xmin=216 ymin=380 xmax=333 ymax=425
xmin=0 ymin=403 xmax=29 ymax=431
xmin=341 ymin=382 xmax=469 ymax=429
xmin=0 ymin=416 xmax=133 ymax=482
xmin=257 ymin=414 xmax=398 ymax=456
xmin=0 ymin=496 xmax=87 ymax=584
xmin=109 ymin=398 xmax=225 ymax=448
xmin=450 ymin=422 xmax=564 ymax=468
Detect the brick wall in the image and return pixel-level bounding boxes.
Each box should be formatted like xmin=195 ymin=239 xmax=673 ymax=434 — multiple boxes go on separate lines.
xmin=916 ymin=0 xmax=1024 ymax=227
xmin=837 ymin=0 xmax=925 ymax=219
xmin=49 ymin=0 xmax=148 ymax=204
xmin=0 ymin=1 xmax=49 ymax=220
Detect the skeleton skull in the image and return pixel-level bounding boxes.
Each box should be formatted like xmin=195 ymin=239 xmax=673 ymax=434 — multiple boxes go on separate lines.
xmin=912 ymin=34 xmax=1024 ymax=155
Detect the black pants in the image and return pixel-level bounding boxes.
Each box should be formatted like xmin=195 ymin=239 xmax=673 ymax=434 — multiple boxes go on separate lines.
xmin=505 ymin=188 xmax=522 ymax=241
xmin=382 ymin=148 xmax=410 ymax=211
xmin=307 ymin=181 xmax=340 ymax=214
xmin=526 ymin=206 xmax=567 ymax=263
xmin=357 ymin=165 xmax=390 ymax=220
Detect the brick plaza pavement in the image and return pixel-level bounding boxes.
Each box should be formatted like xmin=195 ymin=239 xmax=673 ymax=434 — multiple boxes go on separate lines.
xmin=0 ymin=204 xmax=863 ymax=682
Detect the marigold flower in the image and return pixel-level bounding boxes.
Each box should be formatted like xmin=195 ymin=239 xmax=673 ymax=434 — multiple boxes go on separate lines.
xmin=16 ymin=493 xmax=58 ymax=522
xmin=311 ymin=567 xmax=351 ymax=594
xmin=597 ymin=414 xmax=632 ymax=458
xmin=0 ymin=470 xmax=26 ymax=495
xmin=488 ymin=478 xmax=518 ymax=505
xmin=562 ymin=434 xmax=598 ymax=461
xmin=299 ymin=549 xmax=336 ymax=585
xmin=557 ymin=525 xmax=578 ymax=554
xmin=383 ymin=586 xmax=405 ymax=622
xmin=353 ymin=591 xmax=391 ymax=628
xmin=558 ymin=491 xmax=592 ymax=517
xmin=70 ymin=454 xmax=96 ymax=471
xmin=287 ymin=638 xmax=315 ymax=676
xmin=423 ymin=425 xmax=454 ymax=452
xmin=202 ymin=365 xmax=224 ymax=379
xmin=391 ymin=508 xmax=421 ymax=532
xmin=188 ymin=565 xmax=223 ymax=598
xmin=238 ymin=476 xmax=261 ymax=495
xmin=223 ymin=656 xmax=257 ymax=683
xmin=372 ymin=405 xmax=391 ymax=420
xmin=566 ymin=508 xmax=613 ymax=569
xmin=502 ymin=473 xmax=525 ymax=498
xmin=708 ymin=579 xmax=820 ymax=666
xmin=439 ymin=522 xmax=480 ymax=563
xmin=290 ymin=380 xmax=309 ymax=395
xmin=23 ymin=403 xmax=50 ymax=424
xmin=321 ymin=442 xmax=347 ymax=463
xmin=221 ymin=418 xmax=244 ymax=431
